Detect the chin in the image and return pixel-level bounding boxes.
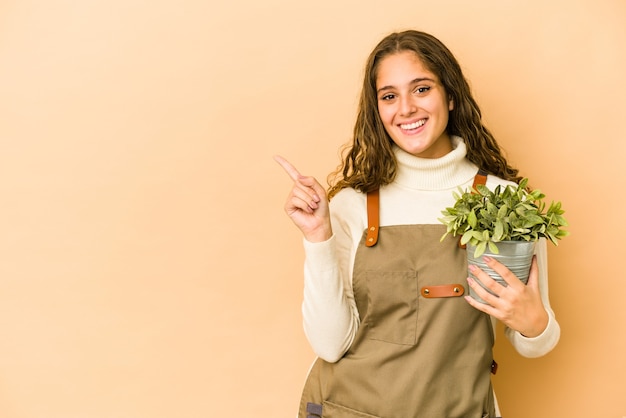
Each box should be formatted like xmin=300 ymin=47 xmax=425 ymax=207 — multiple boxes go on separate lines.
xmin=401 ymin=142 xmax=431 ymax=156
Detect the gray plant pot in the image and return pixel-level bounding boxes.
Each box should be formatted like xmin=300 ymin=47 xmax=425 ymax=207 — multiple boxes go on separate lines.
xmin=466 ymin=241 xmax=536 ymax=303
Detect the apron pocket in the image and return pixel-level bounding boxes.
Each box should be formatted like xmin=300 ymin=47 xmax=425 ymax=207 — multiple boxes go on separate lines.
xmin=364 ymin=270 xmax=418 ymax=345
xmin=322 ymin=400 xmax=380 ymax=417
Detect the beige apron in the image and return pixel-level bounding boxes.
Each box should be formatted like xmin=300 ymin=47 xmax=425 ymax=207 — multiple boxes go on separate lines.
xmin=299 ymin=174 xmax=496 ymax=418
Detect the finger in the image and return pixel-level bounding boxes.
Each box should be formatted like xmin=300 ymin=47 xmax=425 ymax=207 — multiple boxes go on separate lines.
xmin=466 ymin=273 xmax=501 ymax=306
xmin=295 ymin=175 xmax=324 ymax=202
xmin=526 ymin=255 xmax=539 ymax=294
xmin=464 ymin=289 xmax=497 ymax=315
xmin=273 ymin=155 xmax=325 ymax=203
xmin=525 ymin=255 xmax=539 ymax=289
xmin=273 ymin=155 xmax=302 ymax=182
xmin=468 ymin=264 xmax=506 ymax=298
xmin=290 ymin=185 xmax=319 ymax=210
xmin=481 ymin=256 xmax=521 ymax=289
xmin=286 ymin=195 xmax=315 ymax=214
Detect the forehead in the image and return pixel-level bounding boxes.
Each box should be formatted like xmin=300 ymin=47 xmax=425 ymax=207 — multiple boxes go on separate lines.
xmin=375 ymin=50 xmax=438 ymax=87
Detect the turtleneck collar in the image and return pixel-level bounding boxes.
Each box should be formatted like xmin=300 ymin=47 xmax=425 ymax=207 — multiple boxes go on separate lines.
xmin=392 ymin=136 xmax=478 ymax=191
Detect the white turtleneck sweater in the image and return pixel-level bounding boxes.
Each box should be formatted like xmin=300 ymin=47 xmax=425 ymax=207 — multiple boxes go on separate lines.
xmin=301 ymin=137 xmax=560 ymax=364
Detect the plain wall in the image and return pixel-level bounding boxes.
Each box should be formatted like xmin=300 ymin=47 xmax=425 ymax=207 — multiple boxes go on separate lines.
xmin=0 ymin=0 xmax=624 ymax=417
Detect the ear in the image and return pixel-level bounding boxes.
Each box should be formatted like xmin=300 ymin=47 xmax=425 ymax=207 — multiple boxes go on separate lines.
xmin=448 ymin=97 xmax=454 ymax=111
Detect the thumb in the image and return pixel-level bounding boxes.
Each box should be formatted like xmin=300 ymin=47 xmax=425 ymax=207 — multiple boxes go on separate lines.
xmin=526 ymin=255 xmax=539 ymax=290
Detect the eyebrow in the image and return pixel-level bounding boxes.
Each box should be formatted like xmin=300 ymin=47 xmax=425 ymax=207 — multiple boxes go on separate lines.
xmin=376 ymin=77 xmax=436 ymax=94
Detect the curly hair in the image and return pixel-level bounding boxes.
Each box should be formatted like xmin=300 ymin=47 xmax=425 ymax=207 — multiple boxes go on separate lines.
xmin=327 ymin=30 xmax=521 ymax=199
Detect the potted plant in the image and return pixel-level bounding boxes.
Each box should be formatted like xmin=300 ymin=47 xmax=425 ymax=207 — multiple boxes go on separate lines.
xmin=438 ymin=178 xmax=568 ymax=302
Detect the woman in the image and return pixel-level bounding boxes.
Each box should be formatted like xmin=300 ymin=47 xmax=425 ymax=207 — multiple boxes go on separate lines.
xmin=275 ymin=30 xmax=559 ymax=418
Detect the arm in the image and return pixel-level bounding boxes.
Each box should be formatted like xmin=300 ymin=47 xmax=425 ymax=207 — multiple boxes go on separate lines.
xmin=301 ymin=215 xmax=361 ymax=362
xmin=503 ymin=239 xmax=560 ymax=357
xmin=302 ymin=190 xmax=363 ymax=362
xmin=275 ymin=156 xmax=361 ymax=362
xmin=466 ymin=238 xmax=560 ymax=357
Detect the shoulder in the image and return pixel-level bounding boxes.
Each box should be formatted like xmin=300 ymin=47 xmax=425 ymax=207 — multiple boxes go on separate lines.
xmin=329 ymin=187 xmax=366 ymax=208
xmin=328 ymin=187 xmax=368 ymax=231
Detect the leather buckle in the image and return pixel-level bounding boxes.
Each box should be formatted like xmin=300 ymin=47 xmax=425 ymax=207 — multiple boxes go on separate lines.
xmin=421 ymin=284 xmax=465 ymax=298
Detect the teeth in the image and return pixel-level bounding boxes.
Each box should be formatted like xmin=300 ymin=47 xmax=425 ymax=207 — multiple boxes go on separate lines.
xmin=400 ymin=120 xmax=425 ymax=130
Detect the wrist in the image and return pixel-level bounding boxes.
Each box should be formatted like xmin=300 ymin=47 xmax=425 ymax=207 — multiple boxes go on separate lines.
xmin=520 ymin=309 xmax=549 ymax=338
xmin=304 ymin=223 xmax=333 ymax=243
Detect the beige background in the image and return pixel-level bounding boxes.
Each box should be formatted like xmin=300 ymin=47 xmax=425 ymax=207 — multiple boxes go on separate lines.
xmin=0 ymin=0 xmax=624 ymax=417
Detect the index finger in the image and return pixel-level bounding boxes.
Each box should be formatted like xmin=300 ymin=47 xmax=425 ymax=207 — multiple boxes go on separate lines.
xmin=273 ymin=155 xmax=302 ymax=181
xmin=484 ymin=256 xmax=519 ymax=288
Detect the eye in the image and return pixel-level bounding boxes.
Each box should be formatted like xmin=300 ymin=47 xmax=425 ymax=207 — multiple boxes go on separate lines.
xmin=380 ymin=93 xmax=396 ymax=101
xmin=415 ymin=86 xmax=431 ymax=94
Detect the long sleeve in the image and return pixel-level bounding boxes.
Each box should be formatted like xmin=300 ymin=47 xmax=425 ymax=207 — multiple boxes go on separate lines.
xmin=301 ymin=189 xmax=365 ymax=362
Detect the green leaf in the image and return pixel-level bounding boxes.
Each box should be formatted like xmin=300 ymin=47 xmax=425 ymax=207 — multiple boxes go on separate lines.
xmin=494 ymin=220 xmax=504 ymax=241
xmin=474 ymin=241 xmax=487 ymax=258
xmin=468 ymin=210 xmax=477 ymax=229
xmin=476 ymin=184 xmax=489 ymax=196
xmin=523 ymin=214 xmax=544 ymax=227
xmin=497 ymin=204 xmax=509 ymax=219
xmin=460 ymin=231 xmax=474 ymax=245
xmin=519 ymin=178 xmax=529 ymax=189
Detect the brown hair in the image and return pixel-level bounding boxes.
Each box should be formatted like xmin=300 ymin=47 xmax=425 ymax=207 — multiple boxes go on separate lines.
xmin=327 ymin=30 xmax=521 ymax=199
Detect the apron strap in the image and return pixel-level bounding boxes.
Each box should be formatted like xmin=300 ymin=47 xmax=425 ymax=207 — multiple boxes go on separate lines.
xmin=472 ymin=169 xmax=488 ymax=190
xmin=365 ymin=188 xmax=379 ymax=247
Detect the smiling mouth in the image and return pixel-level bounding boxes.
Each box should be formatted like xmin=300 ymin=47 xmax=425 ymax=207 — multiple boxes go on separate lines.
xmin=400 ymin=119 xmax=426 ymax=130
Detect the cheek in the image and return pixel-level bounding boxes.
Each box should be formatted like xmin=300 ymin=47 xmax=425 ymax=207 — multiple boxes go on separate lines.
xmin=425 ymin=98 xmax=451 ymax=120
xmin=377 ymin=105 xmax=393 ymax=125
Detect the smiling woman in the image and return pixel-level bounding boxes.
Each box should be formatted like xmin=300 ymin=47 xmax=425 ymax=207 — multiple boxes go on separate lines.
xmin=276 ymin=29 xmax=561 ymax=418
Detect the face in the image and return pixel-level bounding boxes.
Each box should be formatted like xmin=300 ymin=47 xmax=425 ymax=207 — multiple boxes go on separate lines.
xmin=375 ymin=50 xmax=454 ymax=158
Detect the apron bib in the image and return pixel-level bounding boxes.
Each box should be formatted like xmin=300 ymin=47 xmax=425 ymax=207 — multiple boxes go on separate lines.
xmin=299 ymin=175 xmax=495 ymax=418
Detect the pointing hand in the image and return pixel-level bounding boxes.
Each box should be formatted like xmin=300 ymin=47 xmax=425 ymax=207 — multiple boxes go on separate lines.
xmin=274 ymin=155 xmax=332 ymax=242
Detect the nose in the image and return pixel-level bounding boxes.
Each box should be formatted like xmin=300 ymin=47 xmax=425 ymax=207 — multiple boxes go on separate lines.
xmin=399 ymin=95 xmax=417 ymax=116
